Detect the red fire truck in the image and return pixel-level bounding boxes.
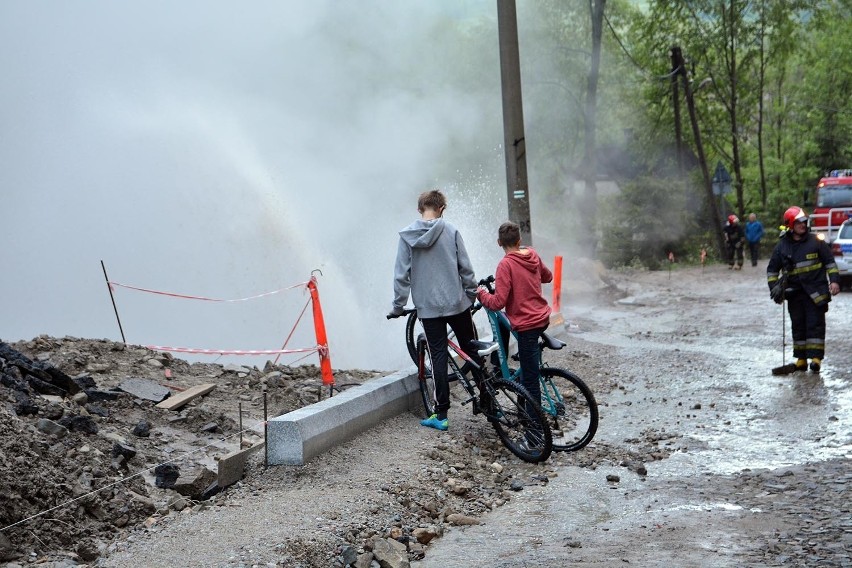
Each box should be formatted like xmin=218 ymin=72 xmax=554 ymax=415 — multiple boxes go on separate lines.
xmin=807 ymin=169 xmax=852 ymax=243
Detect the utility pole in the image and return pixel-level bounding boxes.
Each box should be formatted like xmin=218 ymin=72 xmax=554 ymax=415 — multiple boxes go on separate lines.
xmin=497 ymin=0 xmax=531 ymax=245
xmin=672 ymin=46 xmax=726 ymax=258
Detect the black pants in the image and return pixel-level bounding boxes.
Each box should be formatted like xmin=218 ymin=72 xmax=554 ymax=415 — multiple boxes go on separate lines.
xmin=727 ymin=242 xmax=744 ymax=267
xmin=748 ymin=241 xmax=760 ymax=266
xmin=786 ymin=291 xmax=827 ymax=360
xmin=421 ymin=309 xmax=478 ymax=419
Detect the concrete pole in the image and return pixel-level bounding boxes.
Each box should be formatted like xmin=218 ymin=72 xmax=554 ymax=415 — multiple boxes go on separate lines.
xmin=497 ymin=0 xmax=532 ymax=245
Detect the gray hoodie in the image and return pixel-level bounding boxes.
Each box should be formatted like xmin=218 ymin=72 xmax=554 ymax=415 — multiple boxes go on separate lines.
xmin=392 ymin=217 xmax=477 ymax=319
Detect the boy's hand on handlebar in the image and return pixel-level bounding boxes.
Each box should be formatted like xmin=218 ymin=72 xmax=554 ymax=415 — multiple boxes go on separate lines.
xmin=386 ymin=307 xmax=415 ymax=319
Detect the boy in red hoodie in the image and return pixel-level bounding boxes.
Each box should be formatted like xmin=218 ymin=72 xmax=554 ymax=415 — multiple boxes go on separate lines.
xmin=477 ymin=221 xmax=553 ymax=415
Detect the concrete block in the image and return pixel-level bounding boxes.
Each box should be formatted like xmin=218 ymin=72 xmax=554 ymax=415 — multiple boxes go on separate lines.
xmin=267 ymin=369 xmax=419 ymax=465
xmin=217 ymin=442 xmax=264 ymax=488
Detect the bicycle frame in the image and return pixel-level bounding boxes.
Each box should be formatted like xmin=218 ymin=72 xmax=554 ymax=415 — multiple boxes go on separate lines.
xmin=480 ymin=302 xmax=563 ymax=415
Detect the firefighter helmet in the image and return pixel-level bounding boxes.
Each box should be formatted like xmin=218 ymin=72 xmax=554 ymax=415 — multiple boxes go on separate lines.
xmin=783 ymin=206 xmax=808 ymax=228
xmin=727 ymin=214 xmax=738 ymax=224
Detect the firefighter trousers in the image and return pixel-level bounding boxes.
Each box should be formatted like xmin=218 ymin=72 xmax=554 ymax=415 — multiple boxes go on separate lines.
xmin=786 ymin=291 xmax=827 ymax=360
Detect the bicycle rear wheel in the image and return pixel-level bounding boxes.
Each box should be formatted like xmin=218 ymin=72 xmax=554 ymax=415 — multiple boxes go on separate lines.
xmin=406 ymin=310 xmax=479 ymax=367
xmin=486 ymin=378 xmax=552 ymax=463
xmin=405 ymin=311 xmax=422 ymax=365
xmin=417 ymin=336 xmax=438 ymax=417
xmin=540 ymin=367 xmax=598 ymax=452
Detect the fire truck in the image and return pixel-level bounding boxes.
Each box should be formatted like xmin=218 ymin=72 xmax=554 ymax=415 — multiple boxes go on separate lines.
xmin=807 ymin=169 xmax=852 ymax=243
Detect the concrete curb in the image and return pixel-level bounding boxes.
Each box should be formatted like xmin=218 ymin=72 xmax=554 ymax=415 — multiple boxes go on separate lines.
xmin=266 ymin=367 xmax=421 ymax=465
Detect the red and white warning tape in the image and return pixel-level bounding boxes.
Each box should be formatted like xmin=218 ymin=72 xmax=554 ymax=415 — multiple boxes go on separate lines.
xmin=108 ymin=280 xmax=310 ymax=302
xmin=145 ymin=345 xmax=320 ymax=356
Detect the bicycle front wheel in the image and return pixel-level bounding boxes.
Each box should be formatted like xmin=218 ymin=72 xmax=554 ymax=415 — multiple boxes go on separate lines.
xmin=417 ymin=336 xmax=437 ymax=417
xmin=486 ymin=378 xmax=552 ymax=463
xmin=540 ymin=367 xmax=598 ymax=452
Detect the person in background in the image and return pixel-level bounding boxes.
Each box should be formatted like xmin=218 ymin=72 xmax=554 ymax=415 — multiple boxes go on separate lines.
xmin=745 ymin=212 xmax=765 ymax=267
xmin=389 ymin=189 xmax=478 ymax=432
xmin=767 ymin=206 xmax=840 ymax=373
xmin=724 ymin=214 xmax=745 ymax=270
xmin=477 ymin=221 xmax=552 ymax=449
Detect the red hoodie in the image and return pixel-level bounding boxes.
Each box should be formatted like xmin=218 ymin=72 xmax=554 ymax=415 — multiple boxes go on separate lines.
xmin=477 ymin=247 xmax=553 ymax=331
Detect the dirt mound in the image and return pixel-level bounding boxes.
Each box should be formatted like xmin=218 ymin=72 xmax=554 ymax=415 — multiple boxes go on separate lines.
xmin=0 ymin=336 xmax=382 ymax=564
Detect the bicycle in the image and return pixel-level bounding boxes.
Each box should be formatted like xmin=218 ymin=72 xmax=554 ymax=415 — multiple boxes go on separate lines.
xmin=389 ymin=310 xmax=552 ymax=463
xmin=477 ymin=275 xmax=598 ymax=452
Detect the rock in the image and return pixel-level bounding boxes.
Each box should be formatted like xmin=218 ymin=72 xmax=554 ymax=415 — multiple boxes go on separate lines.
xmin=446 ymin=513 xmax=480 ymax=526
xmin=132 ymin=420 xmax=151 ymax=437
xmin=353 ymin=552 xmax=374 ymax=568
xmin=111 ymin=442 xmax=137 ymax=461
xmin=412 ymin=527 xmax=439 ymax=544
xmin=36 ymin=418 xmax=68 ymax=438
xmin=118 ymin=378 xmax=171 ymax=402
xmin=72 ymin=391 xmax=88 ymax=405
xmin=371 ymin=538 xmax=409 ymax=568
xmin=340 ymin=544 xmax=358 ymax=565
xmin=154 ymin=464 xmax=180 ymax=488
xmin=172 ymin=467 xmax=217 ymax=500
xmin=0 ymin=531 xmax=17 ymax=561
xmin=606 ymin=474 xmax=620 ymax=482
xmin=58 ymin=415 xmax=99 ymax=434
xmin=509 ymin=479 xmax=524 ymax=491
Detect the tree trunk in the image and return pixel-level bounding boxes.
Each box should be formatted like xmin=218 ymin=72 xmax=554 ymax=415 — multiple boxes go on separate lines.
xmin=674 ymin=46 xmax=727 ymax=259
xmin=581 ymin=0 xmax=605 ymax=258
xmin=726 ymin=0 xmax=745 ymax=220
xmin=757 ymin=0 xmax=768 ymax=209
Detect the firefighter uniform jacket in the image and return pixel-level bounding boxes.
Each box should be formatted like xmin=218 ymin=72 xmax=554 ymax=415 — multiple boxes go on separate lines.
xmin=767 ymin=231 xmax=839 ymax=306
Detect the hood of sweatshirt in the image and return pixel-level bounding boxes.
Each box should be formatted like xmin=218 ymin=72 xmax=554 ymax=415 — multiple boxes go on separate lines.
xmin=504 ymin=247 xmax=541 ymax=273
xmin=399 ymin=218 xmax=446 ymax=249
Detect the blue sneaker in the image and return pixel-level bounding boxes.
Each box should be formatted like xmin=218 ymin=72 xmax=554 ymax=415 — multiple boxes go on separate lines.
xmin=420 ymin=414 xmax=448 ymax=431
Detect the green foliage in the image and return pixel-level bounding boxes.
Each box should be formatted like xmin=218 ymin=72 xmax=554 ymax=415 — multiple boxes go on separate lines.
xmin=598 ymin=176 xmax=700 ymax=269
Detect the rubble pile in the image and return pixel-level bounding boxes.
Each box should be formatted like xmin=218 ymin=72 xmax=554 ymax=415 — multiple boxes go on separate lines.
xmin=0 ymin=336 xmax=381 ymax=564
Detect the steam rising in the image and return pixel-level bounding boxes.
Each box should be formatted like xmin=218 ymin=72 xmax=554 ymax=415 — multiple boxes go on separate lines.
xmin=1 ymin=1 xmax=585 ymax=370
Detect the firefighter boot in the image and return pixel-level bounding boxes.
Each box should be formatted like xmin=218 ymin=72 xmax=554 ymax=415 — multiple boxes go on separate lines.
xmin=809 ymin=358 xmax=821 ymax=373
xmin=795 ymin=358 xmax=808 ymax=371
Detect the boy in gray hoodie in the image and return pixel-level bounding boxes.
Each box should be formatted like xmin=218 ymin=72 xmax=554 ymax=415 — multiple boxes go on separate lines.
xmin=389 ymin=190 xmax=478 ymax=431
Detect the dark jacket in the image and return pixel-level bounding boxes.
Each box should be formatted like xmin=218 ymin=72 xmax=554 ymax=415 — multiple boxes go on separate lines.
xmin=724 ymin=222 xmax=745 ymax=245
xmin=767 ymin=231 xmax=839 ymax=306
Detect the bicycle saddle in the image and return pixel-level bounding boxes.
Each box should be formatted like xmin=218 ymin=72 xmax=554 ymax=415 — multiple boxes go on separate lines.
xmin=540 ymin=332 xmax=566 ymax=351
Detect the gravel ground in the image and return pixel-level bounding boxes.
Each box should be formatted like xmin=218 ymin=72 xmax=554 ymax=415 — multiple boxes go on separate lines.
xmin=3 ymin=263 xmax=850 ymax=568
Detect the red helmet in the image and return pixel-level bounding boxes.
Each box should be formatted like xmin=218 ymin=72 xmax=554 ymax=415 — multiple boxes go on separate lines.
xmin=727 ymin=214 xmax=738 ymax=224
xmin=783 ymin=206 xmax=808 ymax=228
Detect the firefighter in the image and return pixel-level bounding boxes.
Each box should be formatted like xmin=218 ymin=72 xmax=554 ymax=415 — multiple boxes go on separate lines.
xmin=767 ymin=206 xmax=840 ymax=372
xmin=724 ymin=214 xmax=745 ymax=270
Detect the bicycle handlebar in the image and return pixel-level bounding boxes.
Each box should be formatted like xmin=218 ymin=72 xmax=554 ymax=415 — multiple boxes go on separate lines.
xmin=478 ymin=275 xmax=496 ymax=294
xmin=386 ymin=308 xmax=416 ymax=320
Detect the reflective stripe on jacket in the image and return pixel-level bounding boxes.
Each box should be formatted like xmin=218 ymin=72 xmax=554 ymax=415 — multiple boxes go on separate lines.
xmin=766 ymin=232 xmax=839 ymax=306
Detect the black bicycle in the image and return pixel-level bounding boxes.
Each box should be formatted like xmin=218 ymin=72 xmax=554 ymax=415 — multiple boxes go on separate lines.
xmin=390 ymin=310 xmax=552 ymax=463
xmin=398 ymin=277 xmax=598 ymax=452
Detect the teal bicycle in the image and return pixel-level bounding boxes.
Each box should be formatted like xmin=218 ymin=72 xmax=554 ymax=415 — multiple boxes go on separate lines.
xmin=476 ymin=275 xmax=598 ymax=452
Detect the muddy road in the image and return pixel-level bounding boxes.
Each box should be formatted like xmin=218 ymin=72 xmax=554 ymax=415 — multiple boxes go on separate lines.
xmin=80 ymin=262 xmax=850 ymax=568
xmin=415 ymin=263 xmax=851 ymax=567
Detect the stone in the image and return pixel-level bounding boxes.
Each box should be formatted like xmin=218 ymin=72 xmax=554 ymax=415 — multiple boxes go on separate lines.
xmin=36 ymin=418 xmax=68 ymax=438
xmin=154 ymin=464 xmax=180 ymax=488
xmin=118 ymin=378 xmax=171 ymax=402
xmin=371 ymin=538 xmax=409 ymax=568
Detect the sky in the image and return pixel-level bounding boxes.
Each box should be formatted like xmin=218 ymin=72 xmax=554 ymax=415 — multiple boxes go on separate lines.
xmin=1 ymin=1 xmax=525 ymax=371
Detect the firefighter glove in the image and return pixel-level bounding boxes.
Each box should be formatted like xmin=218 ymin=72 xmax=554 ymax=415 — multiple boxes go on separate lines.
xmin=769 ymin=283 xmax=784 ymax=304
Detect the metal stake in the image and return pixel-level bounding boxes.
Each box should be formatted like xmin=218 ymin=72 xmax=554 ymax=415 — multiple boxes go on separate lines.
xmin=100 ymin=260 xmax=126 ymax=344
xmin=263 ymin=390 xmax=268 ymax=469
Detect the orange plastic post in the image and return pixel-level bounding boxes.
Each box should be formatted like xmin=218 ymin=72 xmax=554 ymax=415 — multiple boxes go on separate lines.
xmin=551 ymin=256 xmax=563 ymax=314
xmin=308 ymin=276 xmax=334 ymax=386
